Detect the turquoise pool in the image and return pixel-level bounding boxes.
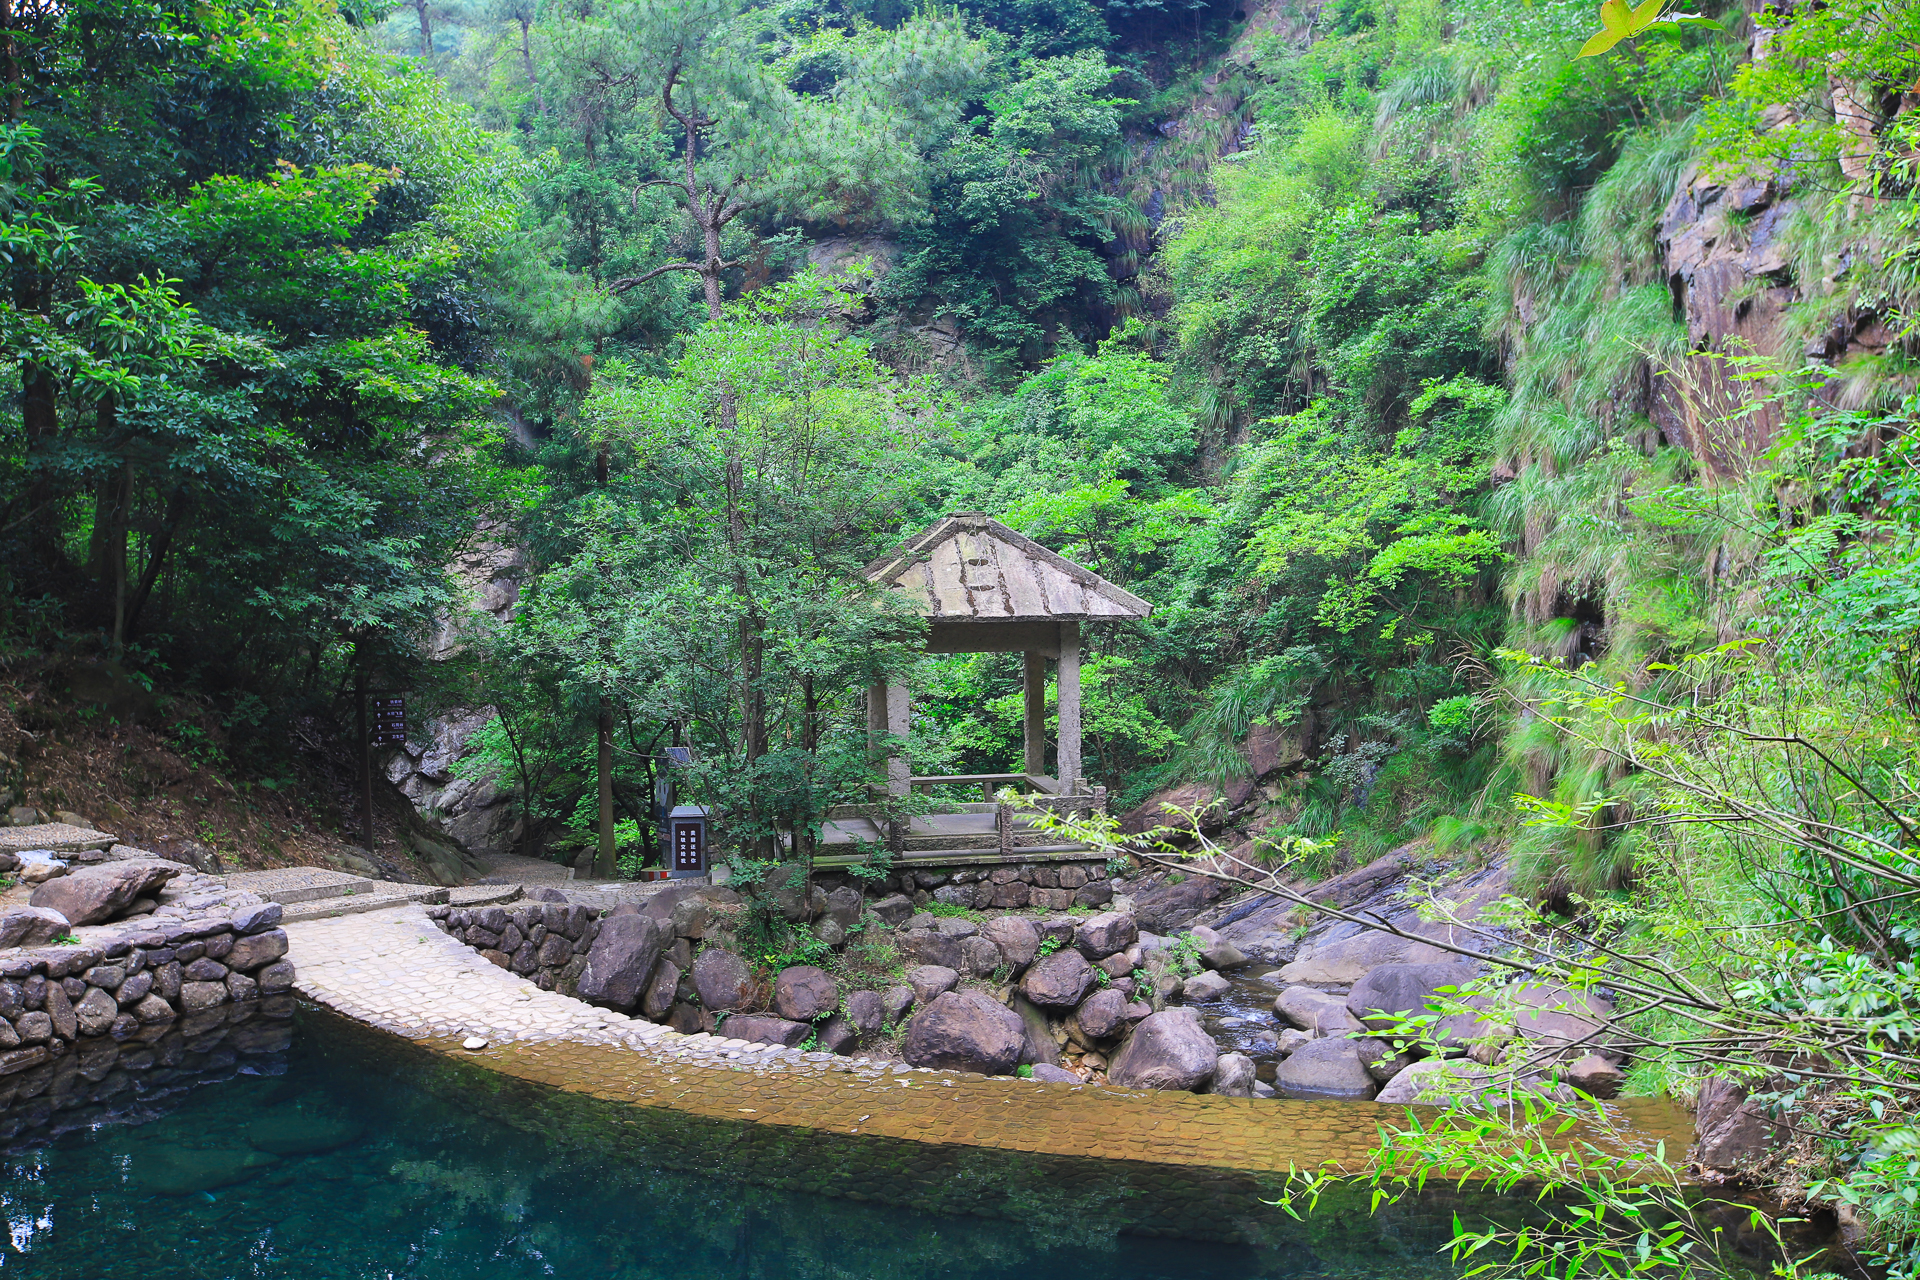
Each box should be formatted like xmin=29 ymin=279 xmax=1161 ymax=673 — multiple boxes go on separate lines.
xmin=0 ymin=1006 xmax=1468 ymax=1278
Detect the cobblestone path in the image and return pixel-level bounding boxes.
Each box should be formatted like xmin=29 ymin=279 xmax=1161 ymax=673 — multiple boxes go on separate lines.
xmin=287 ymin=903 xmax=1693 ymax=1178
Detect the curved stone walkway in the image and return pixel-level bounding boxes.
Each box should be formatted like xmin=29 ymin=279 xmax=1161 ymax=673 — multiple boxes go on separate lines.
xmin=285 ymin=902 xmax=1693 ymax=1179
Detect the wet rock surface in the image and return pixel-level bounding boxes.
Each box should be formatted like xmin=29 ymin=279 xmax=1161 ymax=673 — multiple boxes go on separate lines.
xmin=1273 ymin=1039 xmax=1377 ymax=1102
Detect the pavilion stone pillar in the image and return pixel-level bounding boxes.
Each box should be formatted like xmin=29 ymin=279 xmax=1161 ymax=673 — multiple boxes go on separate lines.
xmin=1056 ymin=622 xmax=1081 ymax=796
xmin=884 ymin=682 xmax=912 ymax=799
xmin=867 ymin=681 xmax=913 ymax=799
xmin=1022 ymin=651 xmax=1048 ymax=777
xmin=866 ymin=681 xmax=887 ymax=752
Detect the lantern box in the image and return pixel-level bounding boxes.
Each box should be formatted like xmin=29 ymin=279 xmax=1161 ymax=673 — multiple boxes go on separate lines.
xmin=665 ymin=805 xmax=711 ymax=879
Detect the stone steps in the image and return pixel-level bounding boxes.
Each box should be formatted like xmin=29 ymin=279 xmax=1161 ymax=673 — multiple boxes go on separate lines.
xmin=279 ymin=884 xmax=449 ymax=922
xmin=225 ymin=868 xmax=381 ymax=904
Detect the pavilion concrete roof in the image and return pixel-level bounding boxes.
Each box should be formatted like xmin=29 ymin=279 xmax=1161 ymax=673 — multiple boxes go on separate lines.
xmin=864 ymin=513 xmax=1151 ymax=623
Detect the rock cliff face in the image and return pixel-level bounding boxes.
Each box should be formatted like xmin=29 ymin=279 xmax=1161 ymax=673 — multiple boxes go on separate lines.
xmin=1654 ymin=165 xmax=1899 ymax=475
xmin=429 ymin=521 xmax=524 ymax=659
xmin=386 ymin=708 xmax=520 ymax=862
xmin=1655 ymin=166 xmax=1799 ymax=473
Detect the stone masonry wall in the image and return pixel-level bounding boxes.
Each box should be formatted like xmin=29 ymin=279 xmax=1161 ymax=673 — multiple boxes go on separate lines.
xmin=430 ymin=891 xmax=602 ymax=991
xmin=882 ymin=862 xmax=1115 ymax=912
xmin=0 ymin=902 xmax=292 ymax=1080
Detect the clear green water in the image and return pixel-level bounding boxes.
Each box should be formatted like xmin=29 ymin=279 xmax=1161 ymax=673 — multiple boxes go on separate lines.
xmin=0 ymin=1008 xmax=1468 ymax=1279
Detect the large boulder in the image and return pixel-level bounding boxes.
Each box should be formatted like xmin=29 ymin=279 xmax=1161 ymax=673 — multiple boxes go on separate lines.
xmin=815 ymin=1015 xmax=858 ymax=1055
xmin=843 ymin=989 xmax=886 ymax=1039
xmin=1011 ymin=993 xmax=1060 ymax=1066
xmin=1209 ymin=1052 xmax=1257 ymax=1097
xmin=958 ymin=935 xmax=1004 ymax=977
xmin=1119 ymin=782 xmax=1240 ymax=836
xmin=764 ymin=864 xmax=821 ymax=922
xmin=1510 ymin=984 xmax=1616 ymax=1056
xmin=1074 ymin=911 xmax=1138 ymax=960
xmin=1345 ymin=963 xmax=1480 ymax=1032
xmin=1069 ymin=987 xmax=1131 ymax=1042
xmin=773 ymin=966 xmax=838 ymax=1022
xmin=1273 ymin=1039 xmax=1379 ymax=1101
xmin=724 ymin=1014 xmax=811 ymax=1047
xmin=1035 ymin=916 xmax=1078 ymax=947
xmin=1201 ymin=941 xmax=1249 ymax=970
xmin=226 ymin=929 xmax=288 ymax=973
xmin=869 ymin=893 xmax=915 ymax=926
xmin=1278 ymin=925 xmax=1459 ymax=986
xmin=906 ymin=964 xmax=958 ymax=1007
xmin=690 ymin=947 xmax=755 ymax=1011
xmin=980 ymin=916 xmax=1041 ymax=969
xmin=643 ymin=960 xmax=681 ymax=1019
xmin=1355 ymin=1037 xmax=1414 ymax=1083
xmin=29 ymin=860 xmax=181 ymax=926
xmin=902 ymin=991 xmax=1025 ymax=1075
xmin=820 ymin=886 xmax=864 ymax=931
xmin=1022 ymin=949 xmax=1095 ymax=1009
xmin=0 ymin=906 xmax=69 ymax=949
xmin=1274 ymin=985 xmax=1365 ymax=1035
xmin=1375 ymin=1058 xmax=1483 ymax=1106
xmin=1182 ymin=971 xmax=1231 ymax=1001
xmin=899 ymin=931 xmax=966 ymax=970
xmin=1108 ymin=1009 xmax=1219 ymax=1091
xmin=1374 ymin=1059 xmax=1567 ymax=1108
xmin=1695 ymin=1077 xmax=1782 ymax=1174
xmin=1564 ymin=1053 xmax=1624 ymax=1099
xmin=1130 ymin=877 xmax=1223 ymax=934
xmin=576 ymin=913 xmax=664 ymax=1010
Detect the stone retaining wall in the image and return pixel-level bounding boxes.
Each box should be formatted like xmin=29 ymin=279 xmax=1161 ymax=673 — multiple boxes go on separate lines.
xmin=430 ymin=894 xmax=602 ymax=990
xmin=0 ymin=903 xmax=293 ymax=1078
xmin=874 ymin=863 xmax=1116 ymax=912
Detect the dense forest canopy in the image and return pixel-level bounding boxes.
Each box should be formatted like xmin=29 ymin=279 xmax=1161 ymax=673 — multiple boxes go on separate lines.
xmin=6 ymin=0 xmax=1920 ymax=1252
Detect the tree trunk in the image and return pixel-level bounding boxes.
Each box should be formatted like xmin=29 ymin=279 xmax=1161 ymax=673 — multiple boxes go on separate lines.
xmin=110 ymin=462 xmax=130 ymax=655
xmin=596 ymin=700 xmax=616 ymax=878
xmin=594 ymin=442 xmax=617 ymax=878
xmin=411 ymin=0 xmax=432 ymax=56
xmin=123 ymin=487 xmax=186 ymax=640
xmin=355 ymin=652 xmax=373 ymax=854
xmin=518 ymin=17 xmax=542 ymax=116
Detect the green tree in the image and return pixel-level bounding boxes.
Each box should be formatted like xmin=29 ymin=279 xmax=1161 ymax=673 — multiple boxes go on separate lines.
xmin=511 ymin=275 xmax=938 ymax=868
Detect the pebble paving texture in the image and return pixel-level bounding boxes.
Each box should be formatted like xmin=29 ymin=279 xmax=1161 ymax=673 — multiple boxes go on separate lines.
xmin=289 ymin=903 xmax=1694 ymax=1241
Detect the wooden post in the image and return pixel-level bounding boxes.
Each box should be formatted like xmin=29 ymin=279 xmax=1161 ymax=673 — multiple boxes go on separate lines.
xmin=1056 ymin=622 xmax=1081 ymax=796
xmin=996 ymin=801 xmax=1012 ymax=856
xmin=354 ymin=656 xmax=372 ymax=854
xmin=1022 ymin=650 xmax=1047 ymax=779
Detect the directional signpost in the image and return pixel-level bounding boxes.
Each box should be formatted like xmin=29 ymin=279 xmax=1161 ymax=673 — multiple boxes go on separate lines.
xmin=370 ymin=695 xmax=406 ymax=745
xmin=355 ymin=679 xmax=407 ymax=855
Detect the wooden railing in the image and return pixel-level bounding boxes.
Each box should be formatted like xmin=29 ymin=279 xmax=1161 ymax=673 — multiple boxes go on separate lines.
xmin=903 ymin=772 xmax=1061 ymax=799
xmin=838 ymin=780 xmax=1106 ymax=856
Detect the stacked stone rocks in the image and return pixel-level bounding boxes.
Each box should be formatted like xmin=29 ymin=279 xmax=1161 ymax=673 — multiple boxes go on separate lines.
xmin=427 ymin=891 xmax=601 ymax=991
xmin=0 ymin=844 xmax=279 ymax=937
xmin=0 ymin=903 xmax=291 ymax=1079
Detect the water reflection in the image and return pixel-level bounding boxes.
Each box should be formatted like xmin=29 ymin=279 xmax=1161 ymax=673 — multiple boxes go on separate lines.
xmin=0 ymin=1006 xmax=1473 ymax=1279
